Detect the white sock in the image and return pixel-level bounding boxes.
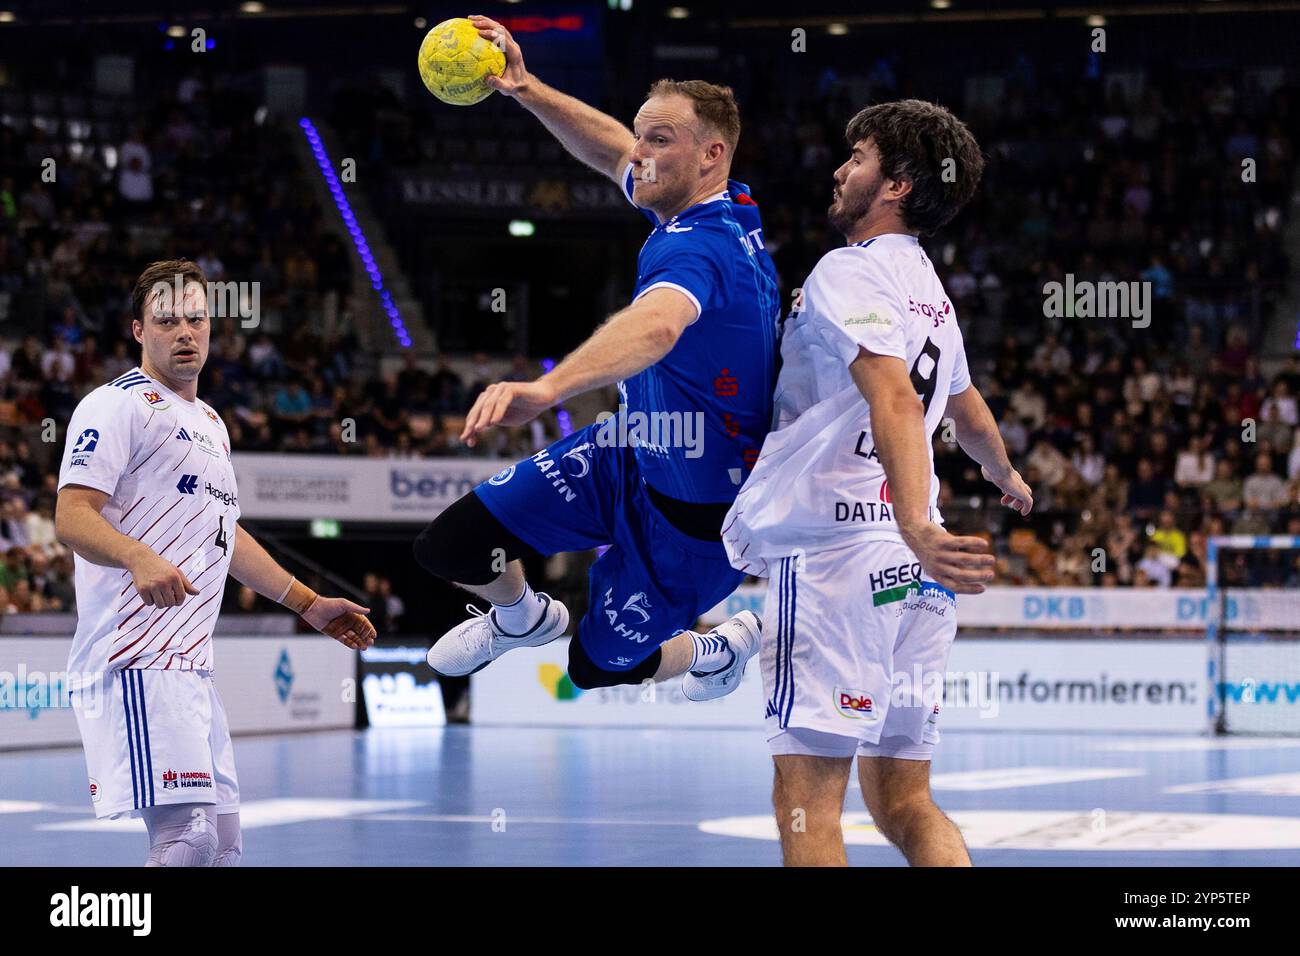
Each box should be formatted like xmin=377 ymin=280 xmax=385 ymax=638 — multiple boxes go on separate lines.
xmin=689 ymin=629 xmax=735 ymax=675
xmin=492 ymin=582 xmax=546 ymax=636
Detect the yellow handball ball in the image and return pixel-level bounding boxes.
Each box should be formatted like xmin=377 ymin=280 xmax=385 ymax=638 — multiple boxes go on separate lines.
xmin=417 ymin=17 xmax=507 ymax=107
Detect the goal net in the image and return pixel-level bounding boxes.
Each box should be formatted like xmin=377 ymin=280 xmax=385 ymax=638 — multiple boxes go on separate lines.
xmin=1208 ymin=536 xmax=1300 ymax=734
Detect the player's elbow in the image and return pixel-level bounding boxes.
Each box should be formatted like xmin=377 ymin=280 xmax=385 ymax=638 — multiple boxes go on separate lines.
xmin=651 ymin=317 xmax=685 ymax=354
xmin=53 ymin=501 xmax=78 ymax=547
xmin=877 ymin=386 xmax=924 ymax=419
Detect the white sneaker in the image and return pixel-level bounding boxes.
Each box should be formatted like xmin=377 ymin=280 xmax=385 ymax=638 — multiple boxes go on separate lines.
xmin=426 ymin=594 xmax=570 ymax=678
xmin=681 ymin=611 xmax=762 ymax=702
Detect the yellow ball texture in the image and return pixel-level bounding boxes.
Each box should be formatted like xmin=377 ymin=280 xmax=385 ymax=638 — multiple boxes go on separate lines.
xmin=417 ymin=17 xmax=507 ymax=106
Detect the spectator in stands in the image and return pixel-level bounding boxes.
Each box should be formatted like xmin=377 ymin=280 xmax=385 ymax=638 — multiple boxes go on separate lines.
xmin=1243 ymin=451 xmax=1288 ymax=511
xmin=1175 ymin=434 xmax=1216 ymax=488
xmin=0 ymin=545 xmax=26 ymax=593
xmin=272 ymin=380 xmax=313 ymax=431
xmin=41 ymin=335 xmax=76 ymax=382
xmin=1136 ymin=542 xmax=1174 ymax=587
xmin=1150 ymin=509 xmax=1188 ymax=564
xmin=1202 ymin=459 xmax=1243 ymax=513
xmin=24 ymin=497 xmax=61 ymax=557
xmin=1071 ymin=433 xmax=1105 ymax=486
xmin=117 ymin=127 xmax=153 ymax=203
xmin=378 ymin=576 xmax=405 ymax=632
xmin=1129 ymin=458 xmax=1167 ymax=520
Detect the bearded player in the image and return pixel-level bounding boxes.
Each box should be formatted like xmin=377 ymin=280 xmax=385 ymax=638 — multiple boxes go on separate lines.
xmin=55 ymin=260 xmax=376 ymax=866
xmin=415 ymin=16 xmax=780 ymax=697
xmin=723 ymin=101 xmax=1033 ymax=866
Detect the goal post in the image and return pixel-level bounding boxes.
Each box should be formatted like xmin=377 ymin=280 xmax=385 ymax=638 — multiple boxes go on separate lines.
xmin=1207 ymin=535 xmax=1300 ymax=735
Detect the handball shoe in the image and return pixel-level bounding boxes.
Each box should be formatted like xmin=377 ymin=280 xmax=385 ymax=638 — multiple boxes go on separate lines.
xmin=682 ymin=611 xmax=762 ymax=702
xmin=426 ymin=593 xmax=569 ymax=678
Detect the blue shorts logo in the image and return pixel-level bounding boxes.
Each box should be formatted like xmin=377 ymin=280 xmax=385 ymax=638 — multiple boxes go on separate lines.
xmin=488 ymin=465 xmax=516 ymax=486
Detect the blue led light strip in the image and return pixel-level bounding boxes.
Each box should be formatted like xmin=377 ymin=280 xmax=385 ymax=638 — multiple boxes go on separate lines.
xmin=540 ymin=358 xmax=573 ymax=437
xmin=298 ymin=118 xmax=411 ymax=349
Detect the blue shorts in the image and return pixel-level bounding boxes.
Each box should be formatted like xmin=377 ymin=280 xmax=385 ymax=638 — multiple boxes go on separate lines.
xmin=474 ymin=424 xmax=744 ymax=672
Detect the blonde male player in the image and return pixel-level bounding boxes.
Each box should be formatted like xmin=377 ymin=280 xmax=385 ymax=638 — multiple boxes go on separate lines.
xmin=55 ymin=259 xmax=376 ymax=866
xmin=723 ymin=101 xmax=1033 ymax=867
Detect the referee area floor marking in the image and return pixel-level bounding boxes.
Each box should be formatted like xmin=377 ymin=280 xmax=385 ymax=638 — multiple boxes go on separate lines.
xmin=36 ymin=798 xmax=424 ymax=832
xmin=930 ymin=767 xmax=1144 ymax=790
xmin=1088 ymin=737 xmax=1300 ymax=752
xmin=1164 ymin=772 xmax=1300 ymax=796
xmin=698 ymin=810 xmax=1300 ymax=851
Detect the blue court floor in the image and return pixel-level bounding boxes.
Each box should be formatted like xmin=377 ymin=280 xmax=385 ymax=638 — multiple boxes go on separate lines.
xmin=4 ymin=727 xmax=1300 ymax=866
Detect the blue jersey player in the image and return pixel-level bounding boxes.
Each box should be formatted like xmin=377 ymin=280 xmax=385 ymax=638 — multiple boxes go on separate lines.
xmin=414 ymin=15 xmax=780 ymax=699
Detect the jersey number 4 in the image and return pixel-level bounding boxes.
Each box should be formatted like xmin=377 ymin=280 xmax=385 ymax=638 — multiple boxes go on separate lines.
xmin=214 ymin=516 xmax=229 ymax=556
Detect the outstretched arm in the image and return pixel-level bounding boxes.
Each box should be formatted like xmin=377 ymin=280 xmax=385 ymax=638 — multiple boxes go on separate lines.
xmin=471 ymin=14 xmax=634 ymax=183
xmin=945 ymin=384 xmax=1033 ymax=515
xmin=230 ymin=522 xmax=376 ymax=649
xmin=460 ymin=287 xmax=695 ymax=446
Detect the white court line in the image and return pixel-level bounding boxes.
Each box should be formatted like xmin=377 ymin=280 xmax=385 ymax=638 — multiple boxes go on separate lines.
xmin=1090 ymin=737 xmax=1300 ymax=752
xmin=37 ymin=798 xmax=425 ymax=832
xmin=931 ymin=767 xmax=1143 ymax=791
xmin=1166 ymin=772 xmax=1300 ymax=796
xmin=357 ymin=813 xmax=698 ymax=827
xmin=0 ymin=800 xmax=53 ymax=814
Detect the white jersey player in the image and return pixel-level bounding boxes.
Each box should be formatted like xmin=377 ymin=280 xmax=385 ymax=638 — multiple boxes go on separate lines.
xmin=722 ymin=101 xmax=1033 ymax=867
xmin=55 ymin=260 xmax=376 ymax=866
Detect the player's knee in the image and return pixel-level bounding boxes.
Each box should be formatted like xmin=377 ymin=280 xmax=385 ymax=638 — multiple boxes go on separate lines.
xmin=413 ymin=496 xmax=510 ymax=585
xmin=412 ymin=520 xmax=452 ymax=578
xmin=147 ymin=817 xmax=219 ymax=867
xmin=566 ymin=639 xmax=658 ymax=689
xmin=565 ymin=646 xmax=620 ymax=689
xmin=212 ymin=813 xmax=243 ymax=867
xmin=866 ymin=794 xmax=933 ymax=842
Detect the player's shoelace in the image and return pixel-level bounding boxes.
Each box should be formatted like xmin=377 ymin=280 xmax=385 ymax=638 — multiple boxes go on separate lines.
xmin=462 ymin=602 xmax=537 ymax=662
xmin=461 ymin=604 xmax=498 ymax=660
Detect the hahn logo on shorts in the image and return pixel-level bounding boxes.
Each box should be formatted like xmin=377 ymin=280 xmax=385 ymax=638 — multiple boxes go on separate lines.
xmin=561 ymin=442 xmax=596 ymax=477
xmin=603 ymin=587 xmax=653 ymax=643
xmin=836 ymin=687 xmax=880 ymax=721
xmin=530 ymin=448 xmax=579 ymax=503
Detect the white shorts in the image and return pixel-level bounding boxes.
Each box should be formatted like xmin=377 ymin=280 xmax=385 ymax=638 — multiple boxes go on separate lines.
xmin=761 ymin=536 xmax=957 ymax=761
xmin=71 ymin=669 xmax=240 ymax=819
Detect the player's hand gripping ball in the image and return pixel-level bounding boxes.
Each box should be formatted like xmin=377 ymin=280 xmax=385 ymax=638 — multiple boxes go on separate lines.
xmin=417 ymin=17 xmax=506 ymax=106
